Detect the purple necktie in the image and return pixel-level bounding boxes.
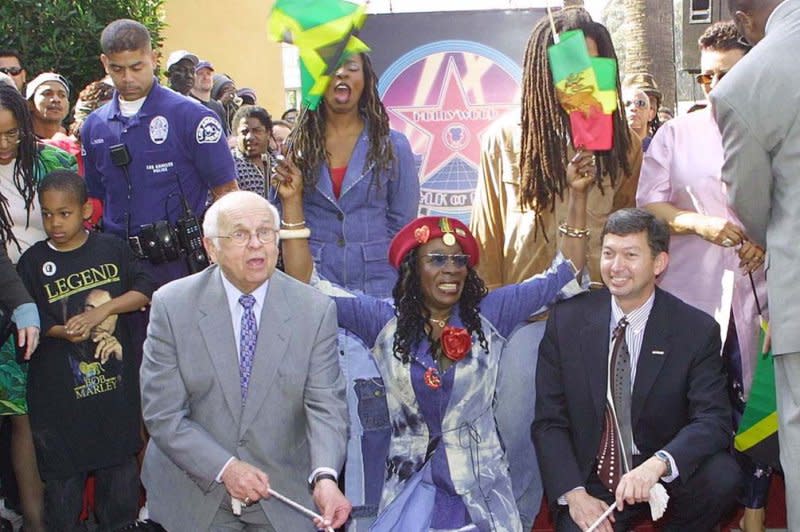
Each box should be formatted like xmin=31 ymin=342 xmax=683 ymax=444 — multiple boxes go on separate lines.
xmin=238 ymin=294 xmax=257 ymax=404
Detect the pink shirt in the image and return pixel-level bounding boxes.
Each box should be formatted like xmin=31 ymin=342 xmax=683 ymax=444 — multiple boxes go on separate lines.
xmin=637 ymin=109 xmax=767 ymax=395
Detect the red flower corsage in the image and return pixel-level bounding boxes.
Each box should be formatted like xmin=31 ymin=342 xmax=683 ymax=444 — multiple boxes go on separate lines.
xmin=440 ymin=326 xmax=472 ymax=362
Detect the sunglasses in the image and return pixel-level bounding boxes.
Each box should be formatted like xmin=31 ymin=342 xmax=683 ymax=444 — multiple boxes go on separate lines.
xmin=0 ymin=66 xmax=23 ymax=76
xmin=695 ymin=71 xmax=728 ymax=87
xmin=424 ymin=253 xmax=470 ymax=269
xmin=624 ymin=98 xmax=648 ymax=109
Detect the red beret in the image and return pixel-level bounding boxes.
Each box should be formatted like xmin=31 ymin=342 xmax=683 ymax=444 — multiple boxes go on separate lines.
xmin=388 ymin=216 xmax=480 ymax=269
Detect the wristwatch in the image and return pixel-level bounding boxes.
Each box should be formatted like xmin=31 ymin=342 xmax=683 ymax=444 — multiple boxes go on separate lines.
xmin=654 ymin=450 xmax=673 ymax=478
xmin=309 ymin=472 xmax=337 ymax=492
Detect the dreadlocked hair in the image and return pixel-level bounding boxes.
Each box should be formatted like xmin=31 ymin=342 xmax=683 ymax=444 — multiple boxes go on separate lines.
xmin=518 ymin=8 xmax=633 ymax=218
xmin=391 ymin=248 xmax=489 ymax=364
xmin=0 ymin=85 xmax=39 ymax=252
xmin=292 ymin=53 xmax=395 ymax=189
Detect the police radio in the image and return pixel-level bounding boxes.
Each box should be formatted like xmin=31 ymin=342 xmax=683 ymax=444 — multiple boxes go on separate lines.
xmin=109 ymin=143 xmax=131 ymax=167
xmin=173 ymin=175 xmax=210 ymax=273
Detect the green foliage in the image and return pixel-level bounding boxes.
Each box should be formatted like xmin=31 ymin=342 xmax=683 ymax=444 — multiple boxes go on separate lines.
xmin=0 ymin=0 xmax=166 ymax=101
xmin=0 ymin=339 xmax=27 ymax=415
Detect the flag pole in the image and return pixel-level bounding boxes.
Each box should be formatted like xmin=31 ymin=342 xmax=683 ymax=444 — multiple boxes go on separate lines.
xmin=547 ymin=1 xmax=560 ymax=44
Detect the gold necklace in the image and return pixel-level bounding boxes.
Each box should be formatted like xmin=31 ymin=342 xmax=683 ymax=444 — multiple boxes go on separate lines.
xmin=428 ymin=315 xmax=449 ymax=328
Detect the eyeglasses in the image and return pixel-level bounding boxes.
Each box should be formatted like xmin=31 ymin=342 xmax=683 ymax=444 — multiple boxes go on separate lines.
xmin=213 ymin=228 xmax=278 ymax=246
xmin=695 ymin=71 xmax=727 ymax=87
xmin=624 ymin=98 xmax=648 ymax=109
xmin=0 ymin=128 xmax=21 ymax=144
xmin=424 ymin=253 xmax=469 ymax=268
xmin=0 ymin=66 xmax=23 ymax=76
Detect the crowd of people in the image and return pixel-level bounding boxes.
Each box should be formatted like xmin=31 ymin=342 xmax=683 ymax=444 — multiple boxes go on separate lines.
xmin=0 ymin=1 xmax=798 ymax=531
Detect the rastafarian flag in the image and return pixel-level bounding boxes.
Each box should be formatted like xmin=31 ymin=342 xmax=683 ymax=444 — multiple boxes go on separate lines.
xmin=547 ymin=29 xmax=618 ymax=150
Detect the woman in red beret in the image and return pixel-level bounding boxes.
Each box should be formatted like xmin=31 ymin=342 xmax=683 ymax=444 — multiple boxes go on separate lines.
xmin=277 ymin=150 xmax=595 ymax=531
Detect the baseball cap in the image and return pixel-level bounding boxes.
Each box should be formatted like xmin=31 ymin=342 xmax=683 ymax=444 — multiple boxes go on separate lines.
xmin=195 ymin=60 xmax=214 ymax=72
xmin=166 ymin=50 xmax=199 ymax=71
xmin=25 ymin=72 xmax=70 ymax=100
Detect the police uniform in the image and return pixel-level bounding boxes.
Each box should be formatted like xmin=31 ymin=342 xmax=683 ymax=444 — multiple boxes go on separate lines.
xmin=81 ymin=80 xmax=235 ymax=287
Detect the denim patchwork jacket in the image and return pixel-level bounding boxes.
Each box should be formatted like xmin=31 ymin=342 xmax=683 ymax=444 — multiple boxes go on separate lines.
xmin=301 ymin=128 xmax=419 ymax=299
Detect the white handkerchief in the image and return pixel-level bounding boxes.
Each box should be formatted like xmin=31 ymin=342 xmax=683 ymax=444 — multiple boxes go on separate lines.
xmin=649 ymin=483 xmax=669 ymax=521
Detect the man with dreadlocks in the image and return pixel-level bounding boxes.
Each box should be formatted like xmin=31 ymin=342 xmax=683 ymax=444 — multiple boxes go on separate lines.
xmin=469 ymin=8 xmax=642 ymax=528
xmin=284 ymin=51 xmax=418 ymax=528
xmin=0 ymin=83 xmax=76 ymax=532
xmin=277 ymin=133 xmax=594 ymax=529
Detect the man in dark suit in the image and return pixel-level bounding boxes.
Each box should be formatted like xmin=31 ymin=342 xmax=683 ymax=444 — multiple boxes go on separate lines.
xmin=140 ymin=191 xmax=351 ymax=531
xmin=533 ymin=208 xmax=739 ymax=531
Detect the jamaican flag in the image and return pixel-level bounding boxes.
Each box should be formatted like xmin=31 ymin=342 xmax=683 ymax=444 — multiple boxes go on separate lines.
xmin=268 ymin=0 xmax=370 ymax=110
xmin=735 ymin=318 xmax=781 ymax=469
xmin=547 ymin=29 xmax=618 ymax=150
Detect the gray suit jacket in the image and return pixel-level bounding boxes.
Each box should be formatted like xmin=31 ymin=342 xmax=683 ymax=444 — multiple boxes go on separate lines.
xmin=711 ymin=0 xmax=800 ymax=355
xmin=140 ymin=266 xmax=348 ymax=531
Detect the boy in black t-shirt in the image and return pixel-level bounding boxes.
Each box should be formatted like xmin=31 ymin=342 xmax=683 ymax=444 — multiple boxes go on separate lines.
xmin=17 ymin=171 xmax=156 ymax=531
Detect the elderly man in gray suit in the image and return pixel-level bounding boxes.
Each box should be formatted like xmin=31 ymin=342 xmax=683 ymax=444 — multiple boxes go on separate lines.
xmin=710 ymin=0 xmax=800 ymax=528
xmin=140 ymin=190 xmax=351 ymax=531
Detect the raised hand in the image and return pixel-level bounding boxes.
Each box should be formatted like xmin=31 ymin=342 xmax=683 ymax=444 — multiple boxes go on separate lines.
xmin=273 ymin=153 xmax=304 ymax=204
xmin=567 ymin=149 xmax=597 ymax=194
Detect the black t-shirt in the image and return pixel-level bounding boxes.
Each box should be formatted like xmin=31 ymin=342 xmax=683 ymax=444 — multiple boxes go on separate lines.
xmin=17 ymin=233 xmax=156 ymax=480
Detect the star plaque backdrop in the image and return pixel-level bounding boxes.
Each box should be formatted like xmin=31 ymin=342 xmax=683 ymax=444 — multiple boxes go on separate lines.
xmin=363 ymin=9 xmax=547 ymax=222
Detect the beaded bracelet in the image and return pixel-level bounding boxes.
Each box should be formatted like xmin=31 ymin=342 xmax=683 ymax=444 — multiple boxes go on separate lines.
xmin=558 ymin=223 xmax=590 ymax=239
xmin=281 ymin=219 xmax=306 ymax=228
xmin=279 ymin=228 xmax=311 ymax=240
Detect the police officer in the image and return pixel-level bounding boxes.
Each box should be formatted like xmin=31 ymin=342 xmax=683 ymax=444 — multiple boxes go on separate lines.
xmin=81 ymin=19 xmax=238 ymax=288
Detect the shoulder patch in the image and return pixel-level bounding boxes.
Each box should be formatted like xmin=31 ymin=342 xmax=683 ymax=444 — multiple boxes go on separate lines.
xmin=150 ymin=115 xmax=169 ymax=144
xmin=196 ymin=116 xmax=223 ymax=144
